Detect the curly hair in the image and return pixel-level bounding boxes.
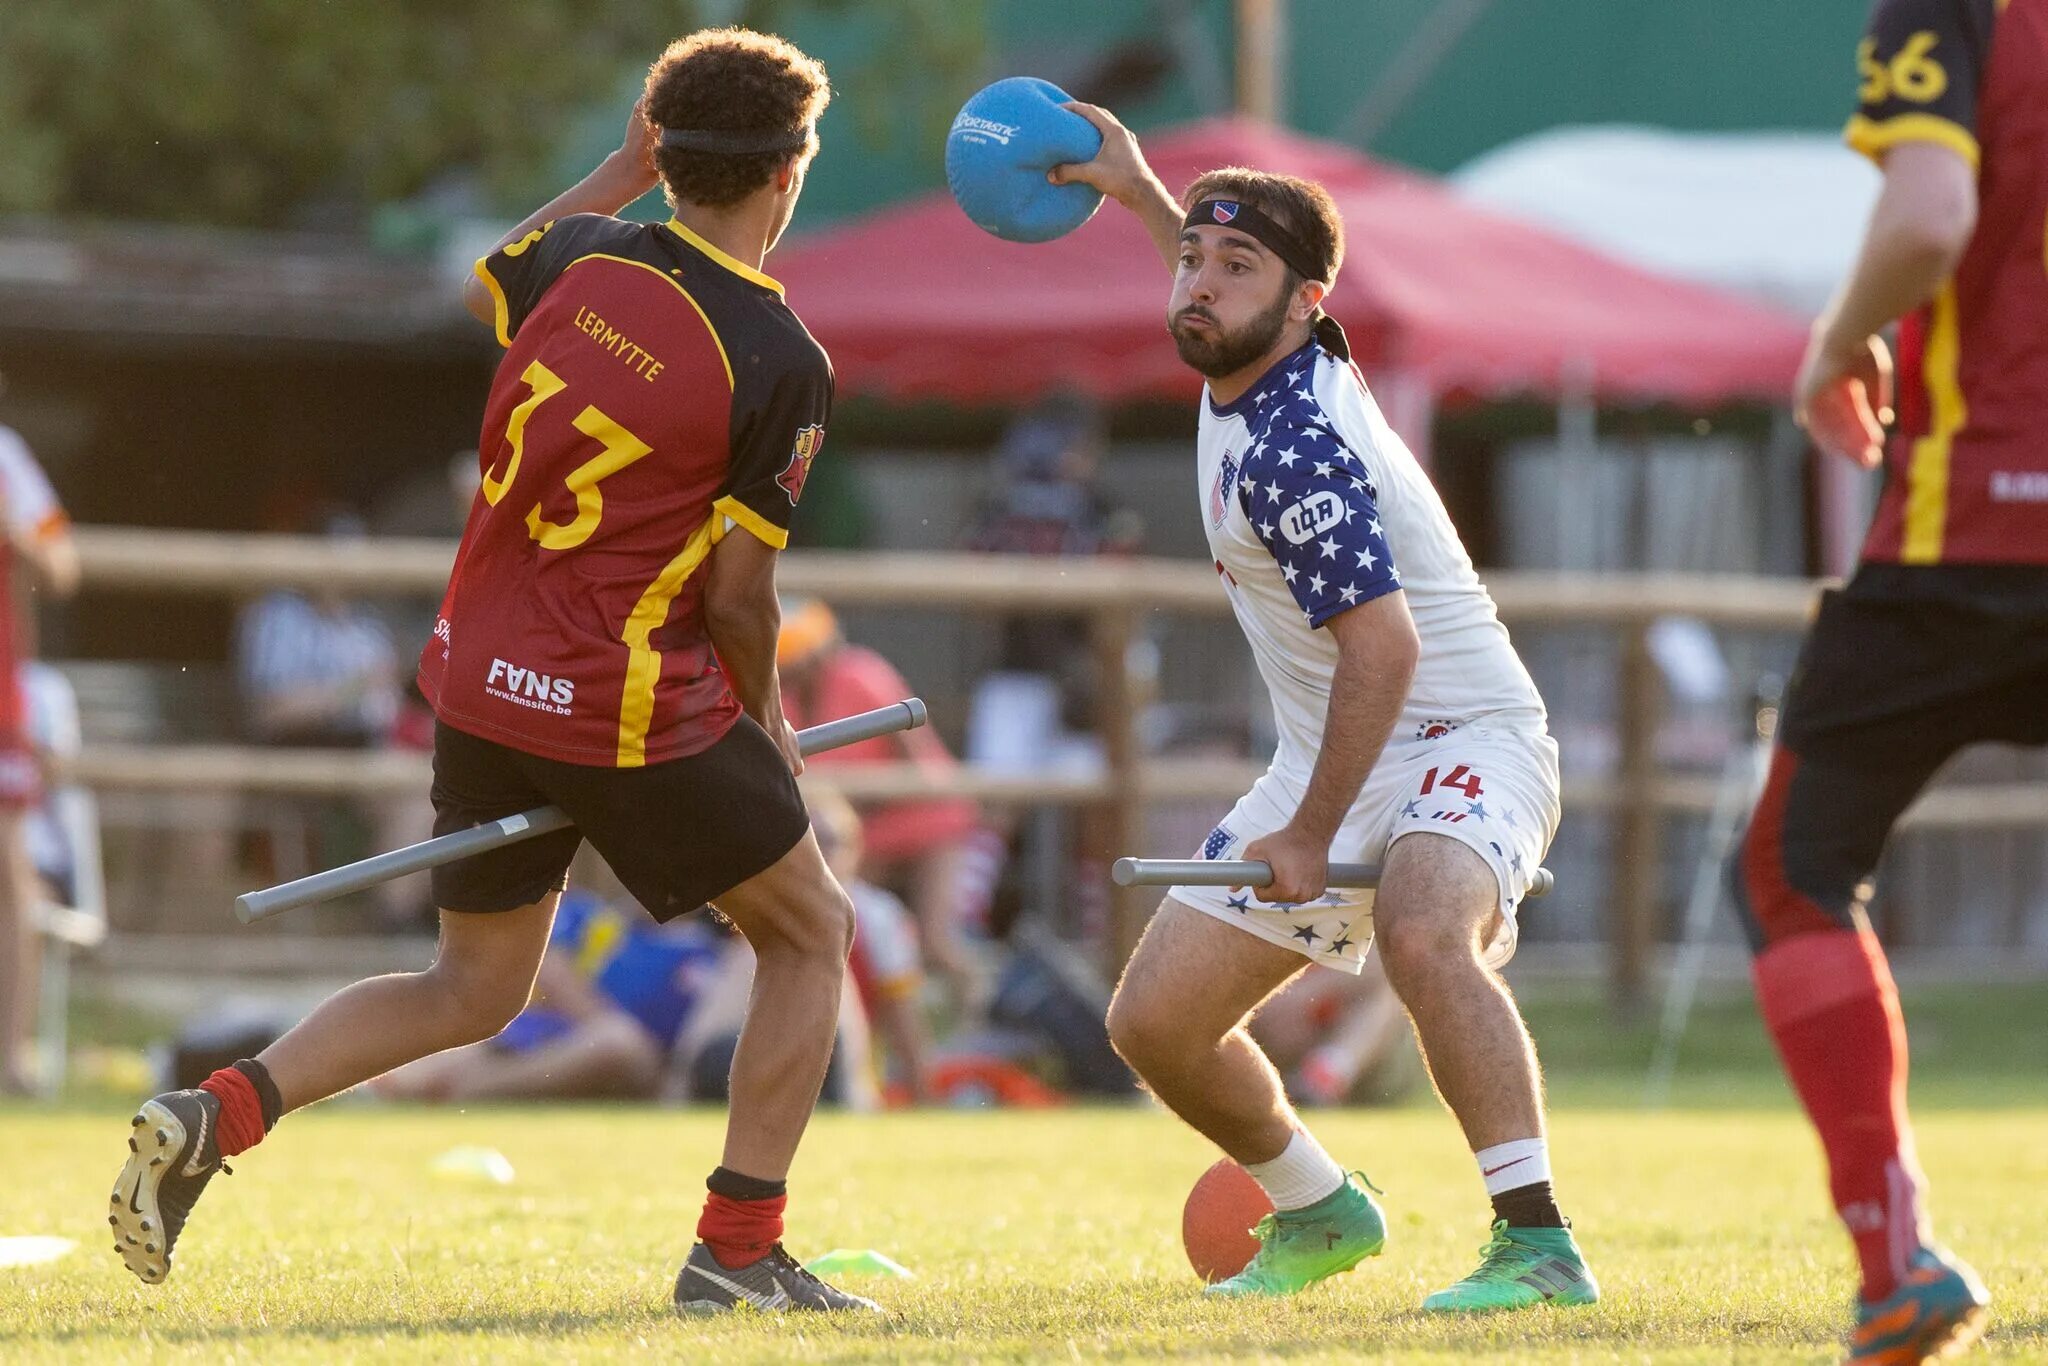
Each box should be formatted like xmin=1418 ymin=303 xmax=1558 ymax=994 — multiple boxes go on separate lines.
xmin=643 ymin=28 xmax=831 ymax=210
xmin=1181 ymin=167 xmax=1345 ymax=286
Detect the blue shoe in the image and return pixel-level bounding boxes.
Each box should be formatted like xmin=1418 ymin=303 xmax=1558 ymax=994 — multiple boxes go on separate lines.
xmin=1846 ymin=1246 xmax=1989 ymax=1364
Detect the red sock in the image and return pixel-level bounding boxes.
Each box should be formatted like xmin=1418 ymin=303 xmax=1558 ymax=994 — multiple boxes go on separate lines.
xmin=1753 ymin=928 xmax=1928 ymax=1302
xmin=696 ymin=1192 xmax=787 ymax=1269
xmin=198 ymin=1067 xmax=268 ymax=1158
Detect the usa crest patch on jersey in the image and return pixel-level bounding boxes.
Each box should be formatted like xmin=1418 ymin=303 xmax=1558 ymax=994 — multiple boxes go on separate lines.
xmin=1209 ymin=450 xmax=1239 ymax=528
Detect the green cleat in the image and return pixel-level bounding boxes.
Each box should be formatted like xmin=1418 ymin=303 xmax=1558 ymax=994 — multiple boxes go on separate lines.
xmin=1204 ymin=1172 xmax=1386 ymax=1298
xmin=1421 ymin=1220 xmax=1600 ymax=1313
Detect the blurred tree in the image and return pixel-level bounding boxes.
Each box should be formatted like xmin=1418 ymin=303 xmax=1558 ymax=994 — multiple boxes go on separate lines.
xmin=0 ymin=0 xmax=988 ymax=229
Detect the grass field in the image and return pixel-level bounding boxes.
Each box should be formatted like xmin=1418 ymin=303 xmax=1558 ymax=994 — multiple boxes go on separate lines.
xmin=3 ymin=983 xmax=2043 ymax=1363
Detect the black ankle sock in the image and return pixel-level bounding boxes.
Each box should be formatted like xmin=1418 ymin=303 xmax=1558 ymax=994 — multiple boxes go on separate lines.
xmin=1491 ymin=1180 xmax=1565 ymax=1229
xmin=707 ymin=1166 xmax=788 ymax=1203
xmin=231 ymin=1058 xmax=283 ymax=1132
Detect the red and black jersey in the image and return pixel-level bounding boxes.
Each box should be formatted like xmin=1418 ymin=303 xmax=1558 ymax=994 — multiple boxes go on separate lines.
xmin=1849 ymin=0 xmax=2048 ymax=566
xmin=419 ymin=214 xmax=831 ymax=767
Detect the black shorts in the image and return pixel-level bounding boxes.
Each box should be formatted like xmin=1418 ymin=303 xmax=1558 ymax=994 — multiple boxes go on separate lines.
xmin=1735 ymin=565 xmax=2048 ymax=943
xmin=1780 ymin=565 xmax=2048 ymax=756
xmin=428 ymin=716 xmax=809 ymax=920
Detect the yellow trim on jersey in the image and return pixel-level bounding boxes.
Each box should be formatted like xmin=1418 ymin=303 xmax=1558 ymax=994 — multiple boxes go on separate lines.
xmin=1844 ymin=113 xmax=1980 ymax=169
xmin=1902 ymin=283 xmax=1967 ymax=564
xmin=474 ymin=257 xmax=513 ymax=349
xmin=712 ymin=494 xmax=790 ymax=550
xmin=663 ymin=217 xmax=786 ymax=297
xmin=616 ymin=514 xmax=720 ymax=767
xmin=564 ymin=253 xmax=735 ymax=390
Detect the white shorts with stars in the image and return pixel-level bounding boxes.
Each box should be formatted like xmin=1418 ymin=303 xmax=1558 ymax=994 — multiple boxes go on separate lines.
xmin=1171 ymin=722 xmax=1560 ymax=974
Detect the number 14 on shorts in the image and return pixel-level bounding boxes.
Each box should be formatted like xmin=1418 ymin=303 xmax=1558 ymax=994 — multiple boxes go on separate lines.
xmin=1409 ymin=764 xmax=1487 ymax=824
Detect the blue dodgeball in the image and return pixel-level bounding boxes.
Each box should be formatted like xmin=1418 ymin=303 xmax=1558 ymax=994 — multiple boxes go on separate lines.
xmin=945 ymin=77 xmax=1104 ymax=244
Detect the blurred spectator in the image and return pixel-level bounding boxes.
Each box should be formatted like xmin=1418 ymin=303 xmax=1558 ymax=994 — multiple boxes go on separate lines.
xmin=20 ymin=661 xmax=85 ymax=908
xmin=374 ymin=826 xmax=893 ymax=1108
xmin=372 ymin=886 xmax=730 ymax=1102
xmin=778 ymin=598 xmax=1001 ymax=1015
xmin=1249 ymin=953 xmax=1419 ymax=1107
xmin=808 ymin=781 xmax=933 ymax=1104
xmin=961 ymin=393 xmax=1141 ymax=773
xmin=236 ymin=515 xmax=401 ymax=748
xmin=0 ymin=397 xmax=78 ymax=1096
xmin=963 ymin=393 xmax=1140 ymax=559
xmin=234 ymin=499 xmax=431 ymax=926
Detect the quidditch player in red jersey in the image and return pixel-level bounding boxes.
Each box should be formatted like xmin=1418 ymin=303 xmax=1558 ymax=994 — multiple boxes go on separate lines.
xmin=1736 ymin=1 xmax=2047 ymax=1360
xmin=107 ymin=29 xmax=883 ymax=1316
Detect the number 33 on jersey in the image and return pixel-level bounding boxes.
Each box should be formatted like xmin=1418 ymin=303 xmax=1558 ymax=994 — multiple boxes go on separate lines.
xmin=420 ymin=213 xmax=834 ymax=769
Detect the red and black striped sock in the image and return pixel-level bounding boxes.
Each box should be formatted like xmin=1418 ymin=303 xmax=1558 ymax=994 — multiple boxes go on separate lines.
xmin=196 ymin=1059 xmax=283 ymax=1158
xmin=697 ymin=1166 xmax=788 ymax=1269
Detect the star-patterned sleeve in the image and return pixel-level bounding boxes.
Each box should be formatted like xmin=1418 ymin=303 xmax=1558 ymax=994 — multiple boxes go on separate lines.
xmin=1236 ymin=397 xmax=1400 ymax=628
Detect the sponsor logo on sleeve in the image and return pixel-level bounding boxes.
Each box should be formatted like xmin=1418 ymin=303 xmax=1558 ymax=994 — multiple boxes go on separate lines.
xmin=486 ymin=657 xmax=575 ymax=715
xmin=777 ymin=425 xmax=824 ymax=503
xmin=1279 ymin=490 xmax=1345 ymax=544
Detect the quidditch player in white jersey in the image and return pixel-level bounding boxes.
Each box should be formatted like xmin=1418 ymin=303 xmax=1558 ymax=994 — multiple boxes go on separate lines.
xmin=1050 ymin=107 xmax=1598 ymax=1311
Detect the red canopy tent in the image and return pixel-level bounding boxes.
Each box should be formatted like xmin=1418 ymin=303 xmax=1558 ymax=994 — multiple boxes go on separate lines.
xmin=772 ymin=117 xmax=1807 ymax=408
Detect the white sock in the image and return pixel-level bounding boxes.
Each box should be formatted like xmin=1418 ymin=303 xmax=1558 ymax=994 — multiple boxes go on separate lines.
xmin=1244 ymin=1129 xmax=1346 ymax=1211
xmin=1474 ymin=1137 xmax=1551 ymax=1195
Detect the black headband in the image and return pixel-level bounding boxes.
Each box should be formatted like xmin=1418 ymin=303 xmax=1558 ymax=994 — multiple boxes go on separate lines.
xmin=658 ymin=125 xmax=812 ymax=155
xmin=1182 ymin=198 xmax=1326 ymax=284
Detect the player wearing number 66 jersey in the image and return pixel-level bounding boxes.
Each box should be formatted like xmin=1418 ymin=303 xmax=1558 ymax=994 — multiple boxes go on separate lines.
xmin=1733 ymin=2 xmax=2047 ymax=1360
xmin=106 ymin=29 xmax=880 ymax=1318
xmin=1051 ymin=113 xmax=1593 ymax=1312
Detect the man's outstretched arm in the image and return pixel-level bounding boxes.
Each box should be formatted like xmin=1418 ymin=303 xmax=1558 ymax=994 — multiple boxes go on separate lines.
xmin=1048 ymin=103 xmax=1183 ymax=274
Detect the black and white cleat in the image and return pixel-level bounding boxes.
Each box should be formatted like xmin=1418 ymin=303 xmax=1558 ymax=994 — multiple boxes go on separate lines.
xmin=108 ymin=1089 xmax=227 ymax=1285
xmin=673 ymin=1242 xmax=883 ymax=1315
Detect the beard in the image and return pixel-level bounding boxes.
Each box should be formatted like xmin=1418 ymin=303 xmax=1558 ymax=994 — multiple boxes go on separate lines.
xmin=1170 ymin=285 xmax=1293 ymax=378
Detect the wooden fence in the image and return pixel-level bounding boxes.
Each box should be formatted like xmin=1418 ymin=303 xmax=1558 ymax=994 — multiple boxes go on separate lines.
xmin=67 ymin=527 xmax=2048 ymax=1005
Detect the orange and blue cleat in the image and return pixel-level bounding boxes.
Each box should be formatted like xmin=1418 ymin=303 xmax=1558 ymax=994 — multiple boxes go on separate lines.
xmin=1846 ymin=1246 xmax=1989 ymax=1364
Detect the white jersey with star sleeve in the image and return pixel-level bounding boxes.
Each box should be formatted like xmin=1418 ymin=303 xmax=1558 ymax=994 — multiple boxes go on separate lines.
xmin=1195 ymin=336 xmax=1545 ymax=781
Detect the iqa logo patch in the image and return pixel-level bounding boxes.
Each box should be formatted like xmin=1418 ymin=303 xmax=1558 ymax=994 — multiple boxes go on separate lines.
xmin=1279 ymin=490 xmax=1345 ymax=545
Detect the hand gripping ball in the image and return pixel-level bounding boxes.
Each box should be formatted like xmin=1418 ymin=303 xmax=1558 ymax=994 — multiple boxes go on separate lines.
xmin=1182 ymin=1158 xmax=1276 ymax=1283
xmin=945 ymin=77 xmax=1104 ymax=243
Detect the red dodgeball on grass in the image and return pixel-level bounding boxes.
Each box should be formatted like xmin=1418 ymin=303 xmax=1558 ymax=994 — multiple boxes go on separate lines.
xmin=1181 ymin=1158 xmax=1275 ymax=1283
